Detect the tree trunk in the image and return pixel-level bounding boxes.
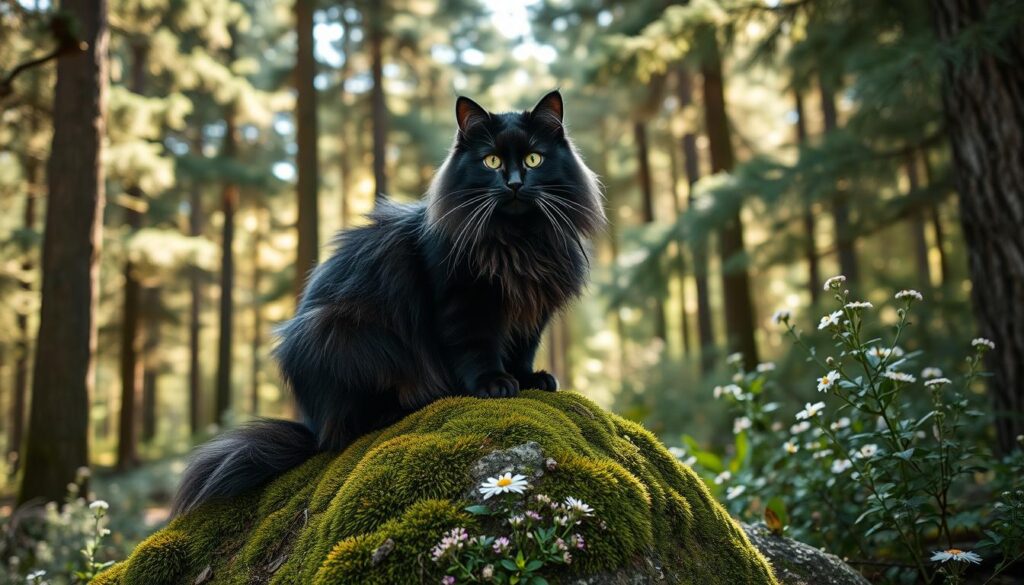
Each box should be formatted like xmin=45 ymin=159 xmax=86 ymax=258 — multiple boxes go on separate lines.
xmin=920 ymin=150 xmax=949 ymax=286
xmin=9 ymin=108 xmax=42 ymax=474
xmin=188 ymin=133 xmax=204 ymax=435
xmin=794 ymin=89 xmax=820 ymax=302
xmin=19 ymin=0 xmax=108 ymax=504
xmin=633 ymin=121 xmax=668 ymax=344
xmin=700 ymin=28 xmax=759 ymax=369
xmin=251 ymin=208 xmax=264 ymax=416
xmin=141 ymin=286 xmax=160 ymax=443
xmin=903 ymin=150 xmax=933 ymax=288
xmin=929 ymin=0 xmax=1024 ymax=454
xmin=676 ymin=66 xmax=716 ymax=373
xmin=215 ymin=106 xmax=239 ymax=427
xmin=117 ymin=41 xmax=148 ymax=470
xmin=338 ymin=4 xmax=353 ymax=229
xmin=667 ymin=130 xmax=692 ymax=357
xmin=369 ymin=0 xmax=388 ymax=203
xmin=819 ymin=75 xmax=859 ymax=283
xmin=294 ymin=0 xmax=319 ymax=299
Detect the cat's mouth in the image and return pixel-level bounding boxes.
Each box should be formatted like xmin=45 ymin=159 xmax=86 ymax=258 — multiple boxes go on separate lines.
xmin=499 ymin=198 xmax=533 ymax=215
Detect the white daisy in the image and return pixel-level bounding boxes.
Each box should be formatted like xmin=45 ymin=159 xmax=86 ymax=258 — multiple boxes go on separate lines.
xmin=930 ymin=549 xmax=982 ymax=564
xmin=771 ymin=309 xmax=791 ymax=325
xmin=479 ymin=473 xmax=530 ymax=499
xmin=790 ymin=421 xmax=811 ymax=434
xmin=895 ymin=289 xmax=923 ymax=302
xmin=972 ymin=337 xmax=996 ymax=350
xmin=818 ymin=310 xmax=844 ymax=330
xmin=89 ymin=500 xmax=109 ymax=511
xmin=823 ymin=275 xmax=846 ymax=291
xmin=713 ymin=471 xmax=732 ymax=485
xmin=844 ymin=301 xmax=873 ymax=310
xmin=924 ymin=377 xmax=952 ymax=388
xmin=867 ymin=346 xmax=892 ymax=360
xmin=921 ymin=367 xmax=943 ymax=379
xmin=563 ymin=496 xmax=595 ymax=517
xmin=817 ymin=370 xmax=841 ymax=392
xmin=830 ymin=459 xmax=853 ymax=474
xmin=733 ymin=417 xmax=752 ymax=434
xmin=726 ymin=485 xmax=746 ymax=500
xmin=726 ymin=352 xmax=744 ymax=366
xmin=796 ymin=402 xmax=826 ymax=420
xmin=783 ymin=440 xmax=799 ymax=454
xmin=830 ymin=417 xmax=851 ymax=431
xmin=882 ymin=370 xmax=916 ymax=384
xmin=756 ymin=362 xmax=776 ymax=373
xmin=856 ymin=444 xmax=879 ymax=459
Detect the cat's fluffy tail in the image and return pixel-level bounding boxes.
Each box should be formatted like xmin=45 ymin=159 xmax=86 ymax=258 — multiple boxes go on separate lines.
xmin=171 ymin=419 xmax=318 ymax=517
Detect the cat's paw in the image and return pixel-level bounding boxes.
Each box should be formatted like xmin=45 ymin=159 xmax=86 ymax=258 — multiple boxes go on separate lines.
xmin=518 ymin=370 xmax=558 ymax=392
xmin=473 ymin=372 xmax=520 ymax=398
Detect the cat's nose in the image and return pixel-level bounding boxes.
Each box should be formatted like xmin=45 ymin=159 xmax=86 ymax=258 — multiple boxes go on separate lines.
xmin=506 ymin=170 xmax=523 ymax=194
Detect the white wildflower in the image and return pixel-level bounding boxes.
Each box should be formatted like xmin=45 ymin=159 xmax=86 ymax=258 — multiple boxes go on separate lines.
xmin=818 ymin=310 xmax=843 ymax=330
xmin=713 ymin=471 xmax=732 ymax=485
xmin=795 ymin=402 xmax=826 ymax=420
xmin=823 ymin=275 xmax=846 ymax=291
xmin=856 ymin=444 xmax=879 ymax=459
xmin=479 ymin=473 xmax=530 ymax=500
xmin=831 ymin=459 xmax=853 ymax=474
xmin=726 ymin=485 xmax=746 ymax=500
xmin=924 ymin=377 xmax=952 ymax=388
xmin=844 ymin=301 xmax=873 ymax=310
xmin=790 ymin=421 xmax=812 ymax=434
xmin=783 ymin=440 xmax=799 ymax=454
xmin=882 ymin=370 xmax=916 ymax=384
xmin=921 ymin=367 xmax=943 ymax=379
xmin=726 ymin=352 xmax=744 ymax=366
xmin=817 ymin=370 xmax=841 ymax=392
xmin=756 ymin=362 xmax=776 ymax=373
xmin=972 ymin=337 xmax=996 ymax=350
xmin=771 ymin=309 xmax=791 ymax=325
xmin=930 ymin=549 xmax=982 ymax=564
xmin=895 ymin=289 xmax=923 ymax=302
xmin=830 ymin=417 xmax=851 ymax=431
xmin=733 ymin=417 xmax=752 ymax=434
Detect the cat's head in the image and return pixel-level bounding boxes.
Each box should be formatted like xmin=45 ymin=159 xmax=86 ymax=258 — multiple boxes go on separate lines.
xmin=426 ymin=90 xmax=605 ymax=250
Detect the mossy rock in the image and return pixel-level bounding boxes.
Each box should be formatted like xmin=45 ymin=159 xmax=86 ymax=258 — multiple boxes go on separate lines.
xmin=95 ymin=391 xmax=777 ymax=584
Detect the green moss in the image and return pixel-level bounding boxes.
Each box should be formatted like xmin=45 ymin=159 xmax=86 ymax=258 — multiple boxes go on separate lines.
xmin=99 ymin=391 xmax=777 ymax=584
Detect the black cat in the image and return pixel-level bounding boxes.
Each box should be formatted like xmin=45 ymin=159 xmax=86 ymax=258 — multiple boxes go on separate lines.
xmin=172 ymin=90 xmax=605 ymax=516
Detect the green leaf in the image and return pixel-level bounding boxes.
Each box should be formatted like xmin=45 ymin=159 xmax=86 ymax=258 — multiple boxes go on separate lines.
xmin=533 ymin=577 xmax=550 ymax=585
xmin=464 ymin=504 xmax=492 ymax=516
xmin=501 ymin=559 xmax=520 ymax=572
xmin=525 ymin=560 xmax=543 ymax=571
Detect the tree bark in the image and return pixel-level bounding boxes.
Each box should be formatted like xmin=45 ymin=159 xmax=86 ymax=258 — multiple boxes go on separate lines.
xmin=215 ymin=106 xmax=239 ymax=426
xmin=19 ymin=0 xmax=108 ymax=504
xmin=794 ymin=89 xmax=820 ymax=303
xmin=117 ymin=41 xmax=148 ymax=470
xmin=819 ymin=75 xmax=859 ymax=284
xmin=929 ymin=0 xmax=1024 ymax=454
xmin=903 ymin=150 xmax=933 ymax=288
xmin=9 ymin=102 xmax=42 ymax=474
xmin=369 ymin=0 xmax=388 ymax=203
xmin=676 ymin=66 xmax=716 ymax=373
xmin=294 ymin=0 xmax=319 ymax=299
xmin=251 ymin=208 xmax=264 ymax=416
xmin=188 ymin=132 xmax=204 ymax=435
xmin=141 ymin=286 xmax=160 ymax=443
xmin=667 ymin=130 xmax=692 ymax=357
xmin=700 ymin=28 xmax=759 ymax=368
xmin=633 ymin=121 xmax=668 ymax=344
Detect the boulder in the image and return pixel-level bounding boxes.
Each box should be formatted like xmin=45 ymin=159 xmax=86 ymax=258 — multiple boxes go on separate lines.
xmin=95 ymin=391 xmax=777 ymax=584
xmin=742 ymin=523 xmax=870 ymax=585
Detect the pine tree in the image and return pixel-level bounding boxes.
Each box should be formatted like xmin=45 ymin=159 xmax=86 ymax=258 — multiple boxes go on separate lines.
xmin=20 ymin=0 xmax=108 ymax=503
xmin=294 ymin=0 xmax=319 ymax=298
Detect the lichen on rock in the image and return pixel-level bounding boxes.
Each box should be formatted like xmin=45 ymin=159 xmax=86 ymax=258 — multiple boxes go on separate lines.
xmin=94 ymin=391 xmax=778 ymax=584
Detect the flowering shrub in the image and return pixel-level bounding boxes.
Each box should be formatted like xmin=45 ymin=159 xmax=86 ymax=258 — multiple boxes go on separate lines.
xmin=430 ymin=473 xmax=594 ymax=584
xmin=675 ymin=276 xmax=1024 ymax=584
xmin=1 ymin=468 xmax=115 ymax=585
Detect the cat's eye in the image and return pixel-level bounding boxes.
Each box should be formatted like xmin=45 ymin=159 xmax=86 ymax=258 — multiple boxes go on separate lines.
xmin=483 ymin=154 xmax=502 ymax=169
xmin=524 ymin=152 xmax=543 ymax=168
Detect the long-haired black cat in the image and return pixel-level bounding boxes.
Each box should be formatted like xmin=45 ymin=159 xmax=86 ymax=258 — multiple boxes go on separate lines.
xmin=173 ymin=90 xmax=605 ymax=515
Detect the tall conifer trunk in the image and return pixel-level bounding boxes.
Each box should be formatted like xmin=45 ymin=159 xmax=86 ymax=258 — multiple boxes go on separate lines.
xmin=20 ymin=0 xmax=108 ymax=503
xmin=819 ymin=75 xmax=859 ymax=283
xmin=188 ymin=131 xmax=204 ymax=434
xmin=676 ymin=67 xmax=716 ymax=372
xmin=700 ymin=28 xmax=758 ymax=368
xmin=634 ymin=121 xmax=668 ymax=344
xmin=294 ymin=0 xmax=319 ymax=298
xmin=794 ymin=89 xmax=820 ymax=302
xmin=930 ymin=0 xmax=1024 ymax=453
xmin=215 ymin=106 xmax=239 ymax=426
xmin=903 ymin=150 xmax=933 ymax=288
xmin=369 ymin=0 xmax=388 ymax=203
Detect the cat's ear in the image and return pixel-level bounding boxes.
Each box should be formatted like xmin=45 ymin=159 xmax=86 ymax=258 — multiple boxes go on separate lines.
xmin=456 ymin=96 xmax=489 ymax=134
xmin=530 ymin=90 xmax=564 ymax=134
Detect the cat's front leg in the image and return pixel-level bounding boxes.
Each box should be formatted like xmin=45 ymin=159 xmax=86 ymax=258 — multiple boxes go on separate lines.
xmin=505 ymin=322 xmax=559 ymax=392
xmin=441 ymin=289 xmax=520 ymax=398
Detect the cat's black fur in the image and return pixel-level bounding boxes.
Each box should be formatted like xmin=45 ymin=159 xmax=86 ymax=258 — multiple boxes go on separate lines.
xmin=172 ymin=91 xmax=604 ymax=516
